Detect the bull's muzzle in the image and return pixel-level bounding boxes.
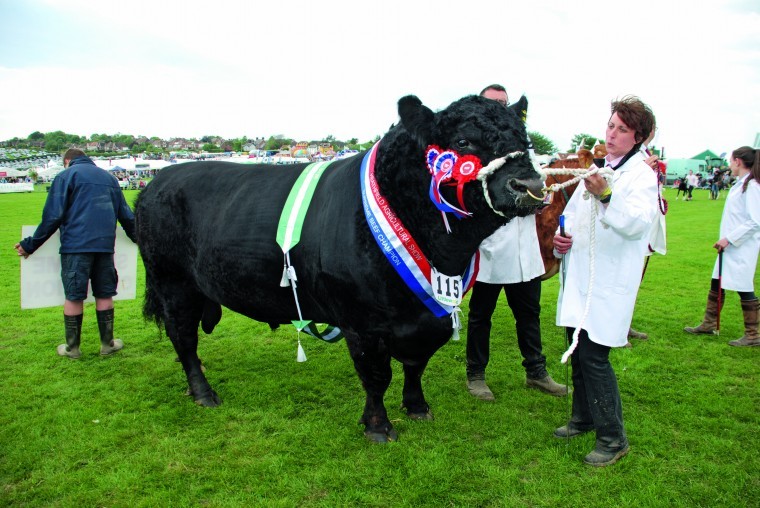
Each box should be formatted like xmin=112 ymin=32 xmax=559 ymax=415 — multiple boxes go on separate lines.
xmin=508 ymin=178 xmax=547 ymax=208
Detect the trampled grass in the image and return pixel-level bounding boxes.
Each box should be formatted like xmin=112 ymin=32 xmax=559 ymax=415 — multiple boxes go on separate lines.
xmin=1 ymin=186 xmax=758 ymax=507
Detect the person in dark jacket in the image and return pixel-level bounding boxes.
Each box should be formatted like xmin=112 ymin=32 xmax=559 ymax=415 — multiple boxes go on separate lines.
xmin=15 ymin=148 xmax=137 ymax=358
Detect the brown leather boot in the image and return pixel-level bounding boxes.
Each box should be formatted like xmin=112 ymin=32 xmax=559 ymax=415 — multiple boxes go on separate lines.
xmin=729 ymin=299 xmax=760 ymax=347
xmin=466 ymin=374 xmax=495 ymax=401
xmin=684 ymin=290 xmax=722 ymax=335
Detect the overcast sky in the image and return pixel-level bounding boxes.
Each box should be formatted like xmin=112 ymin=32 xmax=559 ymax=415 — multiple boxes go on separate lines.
xmin=1 ymin=0 xmax=758 ymax=158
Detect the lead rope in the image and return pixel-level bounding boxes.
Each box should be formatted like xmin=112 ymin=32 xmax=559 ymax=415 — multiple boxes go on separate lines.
xmin=560 ymin=199 xmax=599 ymax=364
xmin=537 ymin=165 xmax=613 ymax=364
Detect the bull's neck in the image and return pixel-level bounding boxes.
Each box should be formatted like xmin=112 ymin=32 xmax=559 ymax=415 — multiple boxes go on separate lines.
xmin=369 ymin=141 xmax=511 ymax=276
xmin=374 ymin=172 xmax=503 ymax=276
xmin=397 ymin=202 xmax=503 ymax=275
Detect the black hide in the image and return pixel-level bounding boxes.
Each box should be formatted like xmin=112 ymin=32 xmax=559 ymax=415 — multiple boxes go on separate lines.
xmin=134 ymin=94 xmax=543 ymax=441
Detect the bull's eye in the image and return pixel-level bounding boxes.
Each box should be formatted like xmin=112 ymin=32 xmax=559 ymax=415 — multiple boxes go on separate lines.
xmin=456 ymin=139 xmax=470 ymax=150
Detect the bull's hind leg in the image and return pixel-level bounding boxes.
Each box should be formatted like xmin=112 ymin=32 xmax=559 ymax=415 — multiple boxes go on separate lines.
xmin=163 ymin=289 xmax=221 ymax=407
xmin=400 ymin=360 xmax=434 ymax=421
xmin=345 ymin=332 xmax=397 ymax=443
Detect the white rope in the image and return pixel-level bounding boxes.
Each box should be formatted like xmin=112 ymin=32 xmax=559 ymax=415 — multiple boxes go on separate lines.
xmin=284 ymin=251 xmax=308 ymax=362
xmin=476 ymin=151 xmax=524 ymax=217
xmin=539 ymin=165 xmax=614 ymax=194
xmin=538 ymin=164 xmax=614 ymax=363
xmin=560 ymin=187 xmax=603 ymax=364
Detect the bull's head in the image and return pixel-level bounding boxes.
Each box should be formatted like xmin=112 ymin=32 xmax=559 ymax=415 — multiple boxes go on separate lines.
xmin=396 ymin=95 xmax=545 ymax=223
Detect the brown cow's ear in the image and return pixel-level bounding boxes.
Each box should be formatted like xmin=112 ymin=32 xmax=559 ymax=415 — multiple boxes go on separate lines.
xmin=398 ymin=95 xmax=433 ymax=148
xmin=509 ymin=95 xmax=529 ymax=123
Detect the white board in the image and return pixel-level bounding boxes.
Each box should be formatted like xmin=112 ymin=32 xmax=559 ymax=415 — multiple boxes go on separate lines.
xmin=20 ymin=226 xmax=138 ymax=309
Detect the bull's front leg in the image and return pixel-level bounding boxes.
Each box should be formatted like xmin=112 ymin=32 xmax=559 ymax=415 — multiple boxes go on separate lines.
xmin=401 ymin=360 xmax=433 ymax=420
xmin=345 ymin=332 xmax=397 ymax=443
xmin=166 ymin=318 xmax=221 ymax=407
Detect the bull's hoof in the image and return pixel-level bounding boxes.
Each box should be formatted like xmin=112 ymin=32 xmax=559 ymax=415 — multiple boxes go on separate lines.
xmin=406 ymin=411 xmax=434 ymax=421
xmin=400 ymin=403 xmax=433 ymax=420
xmin=364 ymin=428 xmax=398 ymax=443
xmin=193 ymin=390 xmax=222 ymax=407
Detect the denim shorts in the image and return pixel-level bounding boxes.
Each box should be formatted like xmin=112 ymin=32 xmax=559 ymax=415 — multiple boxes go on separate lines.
xmin=60 ymin=253 xmax=118 ymax=301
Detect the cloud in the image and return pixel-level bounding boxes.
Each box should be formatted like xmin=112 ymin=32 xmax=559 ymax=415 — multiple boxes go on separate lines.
xmin=1 ymin=0 xmax=758 ymax=156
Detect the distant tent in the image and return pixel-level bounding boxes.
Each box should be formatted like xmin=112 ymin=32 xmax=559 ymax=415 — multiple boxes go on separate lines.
xmin=1 ymin=168 xmax=29 ymax=177
xmin=690 ymin=149 xmax=719 ymax=160
xmin=105 ymin=165 xmax=126 ymax=172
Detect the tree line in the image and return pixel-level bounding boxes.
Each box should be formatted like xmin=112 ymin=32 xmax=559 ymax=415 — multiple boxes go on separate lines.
xmin=3 ymin=130 xmax=609 ymax=157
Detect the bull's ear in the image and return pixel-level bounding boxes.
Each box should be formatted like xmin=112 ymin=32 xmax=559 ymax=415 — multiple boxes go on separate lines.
xmin=509 ymin=95 xmax=529 ymax=124
xmin=398 ymin=95 xmax=434 ymax=145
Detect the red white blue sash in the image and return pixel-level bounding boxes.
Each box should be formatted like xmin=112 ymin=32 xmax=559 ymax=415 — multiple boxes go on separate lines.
xmin=360 ymin=142 xmax=479 ymax=318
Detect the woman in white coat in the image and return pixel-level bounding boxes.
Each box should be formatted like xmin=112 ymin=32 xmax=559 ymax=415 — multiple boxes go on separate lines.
xmin=552 ymin=96 xmax=658 ymax=467
xmin=684 ymin=146 xmax=760 ymax=347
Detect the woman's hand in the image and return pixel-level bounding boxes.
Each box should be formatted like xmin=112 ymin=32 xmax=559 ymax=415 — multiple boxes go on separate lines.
xmin=554 ymin=233 xmax=573 ymax=254
xmin=714 ymin=238 xmax=729 ymax=252
xmin=644 ymin=154 xmax=659 ymax=170
xmin=585 ymin=173 xmax=609 ymax=197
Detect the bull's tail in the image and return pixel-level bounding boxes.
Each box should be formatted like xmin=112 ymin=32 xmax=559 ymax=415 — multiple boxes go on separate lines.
xmin=142 ymin=271 xmax=221 ymax=334
xmin=142 ymin=274 xmax=165 ymax=330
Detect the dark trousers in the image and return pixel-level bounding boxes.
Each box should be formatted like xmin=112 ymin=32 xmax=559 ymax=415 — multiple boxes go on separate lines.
xmin=466 ymin=277 xmax=546 ymax=380
xmin=568 ymin=328 xmax=628 ymax=452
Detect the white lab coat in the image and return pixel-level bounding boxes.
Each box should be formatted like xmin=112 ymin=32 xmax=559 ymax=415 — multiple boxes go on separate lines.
xmin=556 ymin=151 xmax=658 ymax=347
xmin=711 ymin=175 xmax=760 ymax=291
xmin=476 ymin=214 xmax=545 ymax=284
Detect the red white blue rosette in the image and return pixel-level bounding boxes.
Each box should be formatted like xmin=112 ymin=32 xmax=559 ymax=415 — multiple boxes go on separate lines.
xmin=425 ymin=145 xmax=483 ymax=219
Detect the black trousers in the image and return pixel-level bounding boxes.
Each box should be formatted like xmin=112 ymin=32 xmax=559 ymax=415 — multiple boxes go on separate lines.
xmin=466 ymin=277 xmax=546 ymax=380
xmin=567 ymin=328 xmax=628 ymax=452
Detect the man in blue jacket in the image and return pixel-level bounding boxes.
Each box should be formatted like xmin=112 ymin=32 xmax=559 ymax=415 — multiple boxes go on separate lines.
xmin=15 ymin=148 xmax=137 ymax=358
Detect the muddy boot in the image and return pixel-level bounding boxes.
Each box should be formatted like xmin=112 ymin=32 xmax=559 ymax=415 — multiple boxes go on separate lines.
xmin=526 ymin=374 xmax=570 ymax=397
xmin=466 ymin=374 xmax=494 ymax=401
xmin=57 ymin=314 xmax=82 ymax=359
xmin=684 ymin=290 xmax=722 ymax=335
xmin=583 ymin=444 xmax=630 ymax=467
xmin=97 ymin=308 xmax=124 ymax=356
xmin=627 ymin=327 xmax=648 ymax=340
xmin=729 ymin=299 xmax=760 ymax=347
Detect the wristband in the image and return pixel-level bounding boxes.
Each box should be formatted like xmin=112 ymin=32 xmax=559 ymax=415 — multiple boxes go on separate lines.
xmin=597 ymin=187 xmax=612 ymax=204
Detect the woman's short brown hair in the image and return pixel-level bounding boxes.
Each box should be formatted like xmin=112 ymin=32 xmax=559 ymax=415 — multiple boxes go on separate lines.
xmin=610 ymin=95 xmax=655 ymax=145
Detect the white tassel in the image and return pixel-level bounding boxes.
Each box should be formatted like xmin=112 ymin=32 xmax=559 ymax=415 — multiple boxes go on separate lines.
xmin=450 ymin=307 xmax=461 ymax=341
xmin=296 ymin=339 xmax=307 ymax=362
xmin=280 ymin=265 xmax=290 ymax=287
xmin=286 ymin=266 xmax=298 ymax=289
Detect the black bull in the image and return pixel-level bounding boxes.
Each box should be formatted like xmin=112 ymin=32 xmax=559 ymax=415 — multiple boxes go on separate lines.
xmin=135 ymin=95 xmax=544 ymax=442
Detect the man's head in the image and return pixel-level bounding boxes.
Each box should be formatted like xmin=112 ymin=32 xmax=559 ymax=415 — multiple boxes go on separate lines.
xmin=479 ymin=84 xmax=508 ymax=106
xmin=62 ymin=148 xmax=86 ymax=168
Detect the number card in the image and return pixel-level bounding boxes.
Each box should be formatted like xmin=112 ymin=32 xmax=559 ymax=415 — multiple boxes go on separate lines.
xmin=431 ymin=268 xmax=462 ymax=307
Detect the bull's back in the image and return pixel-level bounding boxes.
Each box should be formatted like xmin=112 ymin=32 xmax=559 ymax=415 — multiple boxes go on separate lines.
xmin=136 ymin=159 xmax=366 ymax=322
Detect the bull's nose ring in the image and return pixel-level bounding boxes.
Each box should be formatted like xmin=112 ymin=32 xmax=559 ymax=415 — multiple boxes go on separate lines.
xmin=526 ymin=189 xmax=545 ymax=201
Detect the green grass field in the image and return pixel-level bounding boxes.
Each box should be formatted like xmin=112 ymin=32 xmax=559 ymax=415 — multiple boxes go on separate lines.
xmin=1 ymin=186 xmax=758 ymax=507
